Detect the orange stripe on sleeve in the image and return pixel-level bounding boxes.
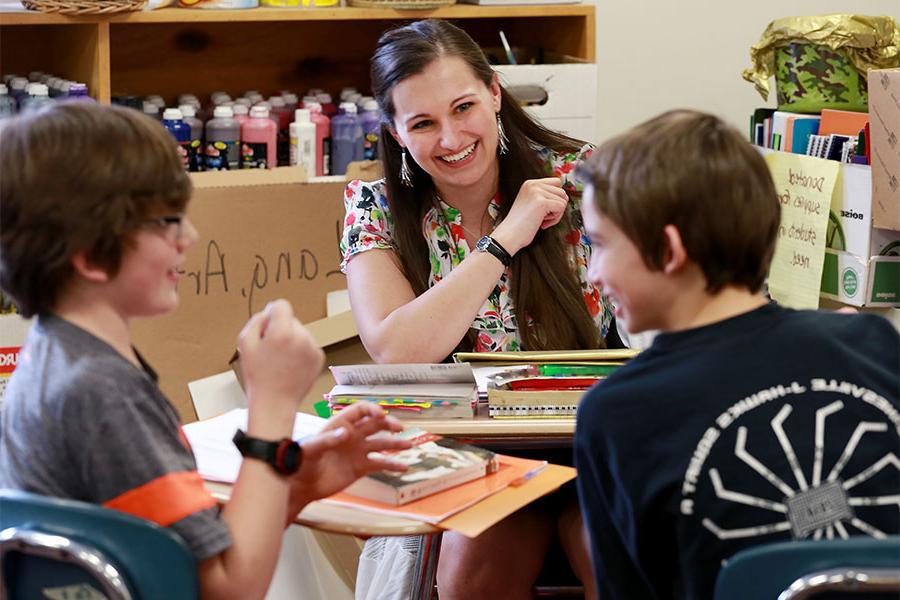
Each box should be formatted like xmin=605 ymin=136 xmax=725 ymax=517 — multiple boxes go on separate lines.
xmin=103 ymin=471 xmax=218 ymax=526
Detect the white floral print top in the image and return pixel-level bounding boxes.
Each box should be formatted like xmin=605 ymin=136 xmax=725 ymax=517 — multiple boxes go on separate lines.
xmin=340 ymin=144 xmax=612 ymax=352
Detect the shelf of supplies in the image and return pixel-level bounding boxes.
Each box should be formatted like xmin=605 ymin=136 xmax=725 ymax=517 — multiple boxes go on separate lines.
xmin=0 ymin=4 xmax=593 ymax=25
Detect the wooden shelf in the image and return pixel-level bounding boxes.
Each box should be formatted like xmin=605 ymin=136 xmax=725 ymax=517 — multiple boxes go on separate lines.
xmin=1 ymin=4 xmax=594 ymax=102
xmin=0 ymin=4 xmax=593 ymax=25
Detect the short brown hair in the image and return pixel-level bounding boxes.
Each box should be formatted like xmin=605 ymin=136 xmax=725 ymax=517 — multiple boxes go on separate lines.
xmin=577 ymin=109 xmax=780 ymax=293
xmin=0 ymin=101 xmax=192 ymax=317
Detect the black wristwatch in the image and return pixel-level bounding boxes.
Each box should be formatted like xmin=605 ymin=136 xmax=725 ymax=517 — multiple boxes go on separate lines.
xmin=475 ymin=235 xmax=512 ymax=267
xmin=232 ymin=429 xmax=303 ymax=475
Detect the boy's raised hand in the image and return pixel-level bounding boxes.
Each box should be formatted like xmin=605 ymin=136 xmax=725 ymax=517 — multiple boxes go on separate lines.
xmin=238 ymin=299 xmax=324 ymax=438
xmin=288 ymin=403 xmax=412 ymax=508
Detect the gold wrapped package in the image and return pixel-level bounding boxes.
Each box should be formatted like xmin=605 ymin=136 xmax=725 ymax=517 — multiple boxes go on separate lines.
xmin=742 ymin=15 xmax=900 ymax=113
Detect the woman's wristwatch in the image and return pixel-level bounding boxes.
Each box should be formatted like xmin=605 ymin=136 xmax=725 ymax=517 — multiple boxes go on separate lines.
xmin=475 ymin=235 xmax=512 ymax=267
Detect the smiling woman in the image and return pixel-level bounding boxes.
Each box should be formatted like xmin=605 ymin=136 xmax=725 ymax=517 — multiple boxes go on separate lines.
xmin=340 ymin=18 xmax=615 ymax=600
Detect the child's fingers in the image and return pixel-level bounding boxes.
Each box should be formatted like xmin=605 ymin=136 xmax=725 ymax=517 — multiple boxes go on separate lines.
xmin=300 ymin=426 xmax=349 ymax=457
xmin=365 ymin=455 xmax=409 ymax=472
xmin=366 ymin=437 xmax=413 ymax=453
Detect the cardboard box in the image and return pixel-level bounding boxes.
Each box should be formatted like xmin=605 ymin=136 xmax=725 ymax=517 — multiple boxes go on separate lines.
xmin=133 ymin=163 xmax=380 ymax=422
xmin=820 ymin=249 xmax=900 ymax=307
xmin=868 ymin=68 xmax=900 ymax=231
xmin=494 ymin=55 xmax=597 ymax=143
xmin=0 ymin=313 xmax=32 ymax=405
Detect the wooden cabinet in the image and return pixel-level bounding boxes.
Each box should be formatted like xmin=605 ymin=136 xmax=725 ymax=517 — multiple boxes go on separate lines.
xmin=1 ymin=5 xmax=595 ymax=103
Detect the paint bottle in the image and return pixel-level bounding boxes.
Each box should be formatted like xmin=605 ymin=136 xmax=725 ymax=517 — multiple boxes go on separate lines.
xmin=162 ymin=108 xmax=191 ymax=171
xmin=241 ymin=105 xmax=277 ymax=169
xmin=20 ymin=83 xmax=54 ymax=113
xmin=204 ymin=105 xmax=241 ymax=171
xmin=64 ymin=82 xmax=92 ymax=100
xmin=316 ymin=92 xmax=337 ymax=118
xmin=8 ymin=77 xmax=29 ymax=110
xmin=282 ymin=92 xmax=299 ymax=114
xmin=145 ymin=95 xmax=166 ymax=111
xmin=268 ymin=96 xmax=292 ymax=167
xmin=289 ymin=108 xmax=317 ymax=177
xmin=232 ymin=103 xmax=250 ymax=127
xmin=0 ymin=84 xmax=17 ymax=119
xmin=360 ymin=99 xmax=381 ymax=161
xmin=142 ymin=101 xmax=161 ymax=121
xmin=331 ymin=102 xmax=364 ymax=175
xmin=179 ymin=104 xmax=204 ymax=172
xmin=304 ymin=100 xmax=330 ymax=176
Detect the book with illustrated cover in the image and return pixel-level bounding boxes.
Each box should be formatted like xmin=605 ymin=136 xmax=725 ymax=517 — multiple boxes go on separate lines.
xmin=342 ymin=429 xmax=499 ymax=505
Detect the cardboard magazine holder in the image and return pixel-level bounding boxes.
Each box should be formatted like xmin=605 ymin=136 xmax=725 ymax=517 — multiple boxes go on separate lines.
xmin=133 ymin=163 xmax=380 ymax=422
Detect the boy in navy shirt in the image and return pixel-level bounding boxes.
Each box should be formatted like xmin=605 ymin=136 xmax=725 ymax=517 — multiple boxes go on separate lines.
xmin=574 ymin=109 xmax=899 ymax=600
xmin=0 ymin=102 xmax=411 ymax=599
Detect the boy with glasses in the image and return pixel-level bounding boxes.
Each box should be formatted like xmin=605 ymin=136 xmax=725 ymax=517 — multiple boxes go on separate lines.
xmin=0 ymin=102 xmax=411 ymax=598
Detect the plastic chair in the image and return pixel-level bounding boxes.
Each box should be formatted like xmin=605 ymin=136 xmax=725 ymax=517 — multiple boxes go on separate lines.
xmin=0 ymin=489 xmax=199 ymax=600
xmin=714 ymin=537 xmax=900 ymax=600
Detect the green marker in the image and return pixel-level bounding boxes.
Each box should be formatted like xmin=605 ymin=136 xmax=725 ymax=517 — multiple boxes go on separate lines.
xmin=539 ymin=364 xmax=619 ymax=377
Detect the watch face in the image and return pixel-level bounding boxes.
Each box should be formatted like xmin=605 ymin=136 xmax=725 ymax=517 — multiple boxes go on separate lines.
xmin=476 ymin=236 xmax=491 ymax=251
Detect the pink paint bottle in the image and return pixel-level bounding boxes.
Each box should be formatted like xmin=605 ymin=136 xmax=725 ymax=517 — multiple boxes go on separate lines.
xmin=241 ymin=105 xmax=277 ymax=169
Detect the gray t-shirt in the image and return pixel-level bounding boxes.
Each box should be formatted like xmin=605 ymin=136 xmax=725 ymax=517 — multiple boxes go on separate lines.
xmin=0 ymin=315 xmax=231 ymax=561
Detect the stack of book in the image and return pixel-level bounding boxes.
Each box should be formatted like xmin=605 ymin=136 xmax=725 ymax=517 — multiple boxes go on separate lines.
xmin=453 ymin=349 xmax=639 ymax=418
xmin=326 ymin=363 xmax=478 ymax=420
xmin=750 ymin=108 xmax=869 ymax=164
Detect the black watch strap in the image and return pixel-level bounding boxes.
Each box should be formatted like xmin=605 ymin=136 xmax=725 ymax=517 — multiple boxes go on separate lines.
xmin=476 ymin=235 xmax=512 ymax=267
xmin=232 ymin=429 xmax=302 ymax=475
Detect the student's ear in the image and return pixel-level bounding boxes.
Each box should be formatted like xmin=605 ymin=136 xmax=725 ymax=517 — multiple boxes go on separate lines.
xmin=661 ymin=225 xmax=688 ymax=275
xmin=70 ymin=251 xmax=112 ymax=284
xmin=489 ymin=73 xmax=502 ymax=112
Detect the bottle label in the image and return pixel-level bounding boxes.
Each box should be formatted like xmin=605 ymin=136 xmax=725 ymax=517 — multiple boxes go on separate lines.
xmin=205 ymin=140 xmax=240 ymax=171
xmin=323 ymin=138 xmax=331 ymax=176
xmin=364 ymin=132 xmax=379 ymax=161
xmin=188 ymin=138 xmax=203 ymax=172
xmin=177 ymin=141 xmax=190 ymax=171
xmin=242 ymin=142 xmax=269 ymax=169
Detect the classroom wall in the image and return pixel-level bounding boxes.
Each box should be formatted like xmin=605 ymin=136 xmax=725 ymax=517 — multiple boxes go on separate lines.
xmin=589 ymin=0 xmax=900 ymax=329
xmin=591 ymin=0 xmax=900 ymax=143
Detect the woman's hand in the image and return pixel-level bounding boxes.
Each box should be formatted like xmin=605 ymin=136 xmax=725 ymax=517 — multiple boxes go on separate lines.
xmin=491 ymin=177 xmax=569 ymax=255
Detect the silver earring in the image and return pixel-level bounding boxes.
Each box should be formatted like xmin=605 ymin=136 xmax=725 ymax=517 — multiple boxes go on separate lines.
xmin=400 ymin=149 xmax=414 ymax=187
xmin=497 ymin=113 xmax=509 ymax=155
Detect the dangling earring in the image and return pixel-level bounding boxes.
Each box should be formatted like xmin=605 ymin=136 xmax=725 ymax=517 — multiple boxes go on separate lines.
xmin=400 ymin=148 xmax=414 ymax=187
xmin=496 ymin=113 xmax=510 ymax=155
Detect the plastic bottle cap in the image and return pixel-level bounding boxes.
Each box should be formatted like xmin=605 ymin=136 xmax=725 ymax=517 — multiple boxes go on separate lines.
xmin=294 ymin=108 xmax=311 ymax=123
xmin=339 ymin=102 xmax=358 ymax=114
xmin=29 ymin=83 xmax=49 ymax=96
xmin=213 ymin=105 xmax=234 ymax=119
xmin=235 ymin=97 xmax=252 ymax=107
xmin=143 ymin=101 xmax=158 ymax=113
xmin=362 ymin=99 xmax=379 ymax=111
xmin=305 ymin=101 xmax=322 ymax=111
xmin=316 ymin=93 xmax=332 ymax=103
xmin=255 ymin=101 xmax=272 ymax=110
xmin=250 ymin=105 xmax=270 ymax=119
xmin=269 ymin=96 xmax=286 ymax=107
xmin=302 ymin=96 xmax=318 ymax=105
xmin=147 ymin=95 xmax=166 ymax=108
xmin=178 ymin=104 xmax=197 ymax=117
xmin=282 ymin=93 xmax=299 ymax=104
xmin=163 ymin=108 xmax=184 ymax=120
xmin=0 ymin=84 xmax=7 ymax=95
xmin=10 ymin=77 xmax=28 ymax=90
xmin=232 ymin=104 xmax=249 ymax=116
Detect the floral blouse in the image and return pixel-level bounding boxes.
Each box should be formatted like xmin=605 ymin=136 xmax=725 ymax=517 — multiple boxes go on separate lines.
xmin=340 ymin=144 xmax=613 ymax=352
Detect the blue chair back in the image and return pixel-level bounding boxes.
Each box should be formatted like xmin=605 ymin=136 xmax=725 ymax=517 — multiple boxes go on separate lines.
xmin=0 ymin=489 xmax=199 ymax=600
xmin=714 ymin=537 xmax=900 ymax=600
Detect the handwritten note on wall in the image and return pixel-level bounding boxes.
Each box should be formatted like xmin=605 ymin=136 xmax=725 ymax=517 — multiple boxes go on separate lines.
xmin=766 ymin=153 xmax=839 ymax=309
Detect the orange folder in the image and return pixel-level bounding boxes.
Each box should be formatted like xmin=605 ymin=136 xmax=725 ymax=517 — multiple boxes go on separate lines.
xmin=818 ymin=109 xmax=869 ymax=137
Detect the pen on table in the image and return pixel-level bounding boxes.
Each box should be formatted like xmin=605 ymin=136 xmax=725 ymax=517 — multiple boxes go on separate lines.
xmin=499 ymin=30 xmax=516 ymax=65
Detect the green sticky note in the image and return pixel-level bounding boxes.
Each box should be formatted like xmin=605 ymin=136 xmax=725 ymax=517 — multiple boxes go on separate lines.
xmin=313 ymin=400 xmax=331 ymax=418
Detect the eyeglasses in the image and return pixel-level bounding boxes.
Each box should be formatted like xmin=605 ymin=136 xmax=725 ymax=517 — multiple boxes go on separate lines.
xmin=141 ymin=215 xmax=184 ymax=243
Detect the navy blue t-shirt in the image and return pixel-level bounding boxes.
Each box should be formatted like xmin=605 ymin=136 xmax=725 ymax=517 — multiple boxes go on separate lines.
xmin=575 ymin=303 xmax=899 ymax=600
